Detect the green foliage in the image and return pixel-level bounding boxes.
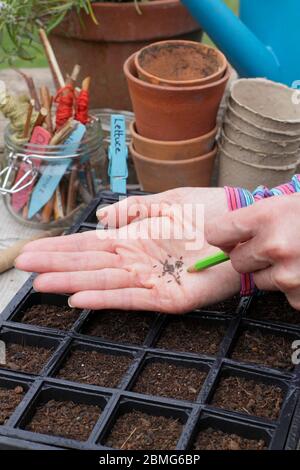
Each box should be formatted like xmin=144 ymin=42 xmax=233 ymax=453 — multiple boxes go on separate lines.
xmin=0 ymin=0 xmax=238 ymax=69
xmin=0 ymin=0 xmax=100 ymax=64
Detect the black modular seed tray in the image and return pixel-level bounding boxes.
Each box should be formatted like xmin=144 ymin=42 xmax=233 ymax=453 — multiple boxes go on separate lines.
xmin=0 ymin=190 xmax=299 ymax=450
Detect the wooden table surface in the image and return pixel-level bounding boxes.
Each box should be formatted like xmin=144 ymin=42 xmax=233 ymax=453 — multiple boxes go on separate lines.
xmin=0 ymin=68 xmax=54 ymax=313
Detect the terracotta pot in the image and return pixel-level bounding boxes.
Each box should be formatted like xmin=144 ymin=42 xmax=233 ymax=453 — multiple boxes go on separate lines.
xmin=50 ymin=1 xmax=202 ymax=109
xmin=220 ymin=131 xmax=300 ymax=167
xmin=230 ymin=79 xmax=300 ymax=134
xmin=130 ymin=142 xmax=217 ymax=191
xmin=226 ymin=104 xmax=300 ymax=141
xmin=130 ymin=121 xmax=217 ymax=160
xmin=218 ymin=145 xmax=297 ymax=191
xmin=124 ymin=53 xmax=229 ymax=141
xmin=135 ymin=40 xmax=227 ymax=87
xmin=223 ymin=120 xmax=300 ymax=154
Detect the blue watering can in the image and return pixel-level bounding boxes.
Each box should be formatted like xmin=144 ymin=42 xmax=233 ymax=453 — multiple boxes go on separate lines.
xmin=181 ymin=0 xmax=300 ymax=87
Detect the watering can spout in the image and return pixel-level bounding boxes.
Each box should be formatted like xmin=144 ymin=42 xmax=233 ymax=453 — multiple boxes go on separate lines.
xmin=181 ymin=0 xmax=281 ymax=82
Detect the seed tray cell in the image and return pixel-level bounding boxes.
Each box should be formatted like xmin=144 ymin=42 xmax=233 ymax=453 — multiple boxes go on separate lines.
xmin=247 ymin=291 xmax=300 ymax=327
xmin=16 ymin=383 xmax=110 ymax=449
xmin=0 ymin=190 xmax=299 ymax=450
xmin=153 ymin=314 xmax=231 ymax=358
xmin=128 ymin=353 xmax=211 ymax=403
xmin=79 ymin=309 xmax=159 ymax=347
xmin=188 ymin=412 xmax=273 ymax=450
xmin=8 ymin=293 xmax=84 ymax=334
xmin=51 ymin=339 xmax=138 ymax=390
xmin=0 ymin=374 xmax=33 ymax=427
xmin=0 ymin=327 xmax=63 ymax=377
xmin=229 ymin=322 xmax=300 ymax=373
xmin=208 ymin=364 xmax=292 ymax=423
xmin=99 ymin=397 xmax=191 ymax=450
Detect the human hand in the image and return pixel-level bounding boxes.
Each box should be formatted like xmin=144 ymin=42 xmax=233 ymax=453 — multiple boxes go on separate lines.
xmin=206 ymin=193 xmax=300 ymax=310
xmin=15 ymin=188 xmax=240 ymax=313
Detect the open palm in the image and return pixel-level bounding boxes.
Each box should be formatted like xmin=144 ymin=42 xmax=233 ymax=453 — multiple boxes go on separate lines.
xmin=16 ymin=189 xmax=240 ymax=313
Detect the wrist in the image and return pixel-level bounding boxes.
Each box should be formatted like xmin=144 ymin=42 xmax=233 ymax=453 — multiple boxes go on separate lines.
xmin=224 ymin=186 xmax=256 ymax=296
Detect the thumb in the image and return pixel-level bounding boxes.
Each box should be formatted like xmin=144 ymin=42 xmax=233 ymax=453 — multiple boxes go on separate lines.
xmin=205 ymin=205 xmax=259 ymax=252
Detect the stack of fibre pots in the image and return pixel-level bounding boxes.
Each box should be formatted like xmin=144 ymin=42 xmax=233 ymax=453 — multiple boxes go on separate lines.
xmin=124 ymin=40 xmax=229 ymax=192
xmin=218 ymin=79 xmax=300 ymax=190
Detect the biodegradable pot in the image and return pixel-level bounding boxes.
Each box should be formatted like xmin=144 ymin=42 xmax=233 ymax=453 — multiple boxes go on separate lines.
xmin=230 ymin=79 xmax=300 ymax=134
xmin=223 ymin=120 xmax=300 ymax=154
xmin=124 ymin=53 xmax=229 ymax=141
xmin=135 ymin=40 xmax=227 ymax=87
xmin=218 ymin=145 xmax=297 ymax=191
xmin=219 ymin=131 xmax=300 ymax=167
xmin=50 ymin=1 xmax=202 ymax=109
xmin=130 ymin=142 xmax=217 ymax=191
xmin=225 ymin=104 xmax=300 ymax=142
xmin=130 ymin=120 xmax=217 ymax=160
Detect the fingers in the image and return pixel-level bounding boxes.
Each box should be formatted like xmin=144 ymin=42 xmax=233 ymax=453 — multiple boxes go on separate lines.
xmin=15 ymin=251 xmax=120 ymax=273
xmin=205 ymin=204 xmax=261 ymax=252
xmin=253 ymin=267 xmax=278 ymax=291
xmin=229 ymin=237 xmax=271 ymax=274
xmin=68 ymin=288 xmax=156 ymax=311
xmin=21 ymin=230 xmax=116 ymax=254
xmin=286 ymin=290 xmax=300 ymax=311
xmin=33 ymin=268 xmax=140 ymax=293
xmin=97 ymin=193 xmax=171 ymax=228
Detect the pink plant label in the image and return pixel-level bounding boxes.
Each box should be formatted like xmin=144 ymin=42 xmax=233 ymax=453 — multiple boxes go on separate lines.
xmin=11 ymin=127 xmax=52 ymax=213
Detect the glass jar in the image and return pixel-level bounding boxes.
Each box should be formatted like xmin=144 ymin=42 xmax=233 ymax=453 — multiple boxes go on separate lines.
xmin=0 ymin=116 xmax=105 ymax=229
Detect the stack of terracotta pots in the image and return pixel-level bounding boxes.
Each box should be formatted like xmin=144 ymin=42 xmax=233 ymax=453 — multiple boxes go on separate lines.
xmin=218 ymin=79 xmax=300 ymax=190
xmin=124 ymin=40 xmax=229 ymax=192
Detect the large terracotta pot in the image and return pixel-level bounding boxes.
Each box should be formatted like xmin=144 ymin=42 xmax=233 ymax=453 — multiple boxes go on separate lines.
xmin=125 ymin=53 xmax=229 ymax=141
xmin=131 ymin=142 xmax=217 ymax=191
xmin=50 ymin=1 xmax=202 ymax=109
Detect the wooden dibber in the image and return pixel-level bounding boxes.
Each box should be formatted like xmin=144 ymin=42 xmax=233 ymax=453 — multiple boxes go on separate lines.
xmin=39 ymin=29 xmax=65 ymax=90
xmin=50 ymin=119 xmax=76 ymax=145
xmin=13 ymin=69 xmax=41 ymax=111
xmin=32 ymin=107 xmax=48 ymax=129
xmin=0 ymin=229 xmax=64 ymax=274
xmin=23 ymin=100 xmax=35 ymax=138
xmin=40 ymin=86 xmax=53 ymax=134
xmin=41 ymin=196 xmax=55 ymax=223
xmin=66 ymin=167 xmax=79 ymax=215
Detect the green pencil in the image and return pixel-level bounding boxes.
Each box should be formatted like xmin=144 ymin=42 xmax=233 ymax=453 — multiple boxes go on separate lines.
xmin=187 ymin=251 xmax=230 ymax=273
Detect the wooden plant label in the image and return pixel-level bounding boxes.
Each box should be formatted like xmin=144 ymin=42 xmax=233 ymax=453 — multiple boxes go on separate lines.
xmin=11 ymin=127 xmax=52 ymax=213
xmin=28 ymin=123 xmax=86 ymax=219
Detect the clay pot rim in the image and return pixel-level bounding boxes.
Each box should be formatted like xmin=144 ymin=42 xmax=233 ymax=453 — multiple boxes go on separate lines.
xmin=223 ymin=118 xmax=300 ymax=147
xmin=130 ymin=142 xmax=217 ymax=165
xmin=134 ymin=40 xmax=227 ymax=87
xmin=218 ymin=143 xmax=298 ymax=171
xmin=124 ymin=53 xmax=230 ymax=92
xmin=231 ymin=78 xmax=300 ymax=125
xmin=221 ymin=129 xmax=300 ymax=157
xmin=226 ymin=103 xmax=300 ymax=138
xmin=130 ymin=121 xmax=218 ymax=146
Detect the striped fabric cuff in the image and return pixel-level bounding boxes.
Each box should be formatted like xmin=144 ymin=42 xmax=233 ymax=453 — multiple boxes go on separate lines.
xmin=224 ymin=186 xmax=256 ymax=296
xmin=224 ymin=174 xmax=300 ymax=297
